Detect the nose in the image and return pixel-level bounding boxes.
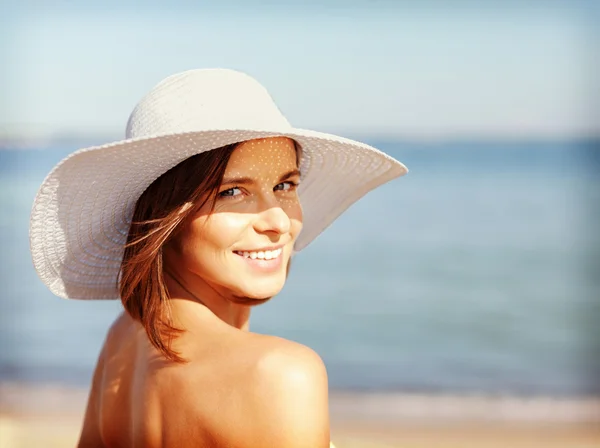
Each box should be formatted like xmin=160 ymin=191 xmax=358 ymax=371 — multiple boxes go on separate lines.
xmin=253 ymin=206 xmax=291 ymax=236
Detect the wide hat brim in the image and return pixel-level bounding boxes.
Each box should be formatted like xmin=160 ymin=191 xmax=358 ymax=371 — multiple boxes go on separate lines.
xmin=30 ymin=127 xmax=407 ymax=300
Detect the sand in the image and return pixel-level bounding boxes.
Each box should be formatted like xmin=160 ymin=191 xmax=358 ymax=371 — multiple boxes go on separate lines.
xmin=1 ymin=383 xmax=599 ymax=447
xmin=2 ymin=415 xmax=598 ymax=448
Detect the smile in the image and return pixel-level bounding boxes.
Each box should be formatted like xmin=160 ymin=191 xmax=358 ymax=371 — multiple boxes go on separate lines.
xmin=233 ymin=248 xmax=283 ymax=260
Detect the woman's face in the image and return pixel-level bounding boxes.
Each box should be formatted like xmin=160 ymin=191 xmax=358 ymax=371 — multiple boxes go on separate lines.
xmin=169 ymin=137 xmax=303 ymax=301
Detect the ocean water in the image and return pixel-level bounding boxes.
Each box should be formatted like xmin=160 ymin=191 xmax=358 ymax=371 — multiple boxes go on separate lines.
xmin=0 ymin=140 xmax=599 ymax=396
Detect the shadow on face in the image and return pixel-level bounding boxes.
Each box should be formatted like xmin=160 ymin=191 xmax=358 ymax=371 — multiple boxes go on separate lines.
xmin=168 ymin=137 xmax=303 ymax=302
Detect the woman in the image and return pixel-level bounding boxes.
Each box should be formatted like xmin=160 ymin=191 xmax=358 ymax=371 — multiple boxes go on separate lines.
xmin=30 ymin=68 xmax=408 ymax=447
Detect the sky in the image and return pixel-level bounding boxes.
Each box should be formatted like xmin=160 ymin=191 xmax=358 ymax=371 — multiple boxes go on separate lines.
xmin=1 ymin=0 xmax=598 ymax=140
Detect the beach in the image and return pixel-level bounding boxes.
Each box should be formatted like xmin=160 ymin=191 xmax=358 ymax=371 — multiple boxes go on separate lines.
xmin=3 ymin=1 xmax=600 ymax=445
xmin=1 ymin=383 xmax=599 ymax=448
xmin=2 ymin=142 xmax=599 ymax=447
xmin=3 ymin=416 xmax=599 ymax=448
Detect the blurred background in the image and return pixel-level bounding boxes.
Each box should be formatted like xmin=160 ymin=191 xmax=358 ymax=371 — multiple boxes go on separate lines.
xmin=1 ymin=0 xmax=599 ymax=446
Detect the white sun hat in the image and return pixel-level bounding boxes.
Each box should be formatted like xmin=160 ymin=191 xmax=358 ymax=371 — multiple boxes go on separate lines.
xmin=30 ymin=68 xmax=408 ymax=300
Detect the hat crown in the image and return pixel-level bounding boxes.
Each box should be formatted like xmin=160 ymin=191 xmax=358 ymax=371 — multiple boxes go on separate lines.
xmin=125 ymin=69 xmax=291 ymax=139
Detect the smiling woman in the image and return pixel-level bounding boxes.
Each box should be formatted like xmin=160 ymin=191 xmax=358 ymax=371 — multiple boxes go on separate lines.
xmin=29 ymin=68 xmax=407 ymax=447
xmin=163 ymin=138 xmax=302 ymax=305
xmin=121 ymin=137 xmax=303 ymax=364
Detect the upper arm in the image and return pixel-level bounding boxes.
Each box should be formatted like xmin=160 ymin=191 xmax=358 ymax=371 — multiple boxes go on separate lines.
xmin=249 ymin=343 xmax=330 ymax=448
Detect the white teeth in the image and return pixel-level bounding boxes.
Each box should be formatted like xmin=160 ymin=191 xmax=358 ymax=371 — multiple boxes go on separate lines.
xmin=271 ymin=249 xmax=282 ymax=259
xmin=236 ymin=248 xmax=282 ymax=260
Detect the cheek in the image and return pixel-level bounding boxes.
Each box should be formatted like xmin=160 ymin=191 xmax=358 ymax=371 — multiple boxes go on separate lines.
xmin=184 ymin=213 xmax=250 ymax=255
xmin=280 ymin=197 xmax=303 ymax=233
xmin=281 ymin=196 xmax=302 ymax=218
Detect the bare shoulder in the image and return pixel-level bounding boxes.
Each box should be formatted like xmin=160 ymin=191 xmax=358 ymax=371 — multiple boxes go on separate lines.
xmin=77 ymin=312 xmax=143 ymax=447
xmin=77 ymin=315 xmax=118 ymax=448
xmin=253 ymin=335 xmax=328 ymax=390
xmin=160 ymin=332 xmax=331 ymax=447
xmin=244 ymin=335 xmax=331 ymax=447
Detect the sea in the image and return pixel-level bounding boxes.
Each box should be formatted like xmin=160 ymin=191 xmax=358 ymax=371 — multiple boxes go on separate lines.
xmin=1 ymin=139 xmax=599 ymax=398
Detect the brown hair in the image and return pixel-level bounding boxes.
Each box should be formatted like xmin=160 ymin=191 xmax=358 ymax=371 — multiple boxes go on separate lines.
xmin=119 ymin=144 xmax=237 ymax=363
xmin=119 ymin=140 xmax=300 ymax=363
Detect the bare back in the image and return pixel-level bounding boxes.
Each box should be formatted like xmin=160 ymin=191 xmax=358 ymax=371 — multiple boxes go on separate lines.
xmin=78 ymin=311 xmax=330 ymax=448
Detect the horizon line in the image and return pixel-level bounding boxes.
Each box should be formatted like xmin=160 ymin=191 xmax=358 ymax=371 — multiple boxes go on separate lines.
xmin=2 ymin=133 xmax=600 ymax=150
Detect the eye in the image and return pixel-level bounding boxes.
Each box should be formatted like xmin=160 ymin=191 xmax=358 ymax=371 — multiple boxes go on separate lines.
xmin=274 ymin=181 xmax=298 ymax=192
xmin=219 ymin=187 xmax=243 ymax=198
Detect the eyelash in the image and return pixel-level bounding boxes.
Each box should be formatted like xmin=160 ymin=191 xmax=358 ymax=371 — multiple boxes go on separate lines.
xmin=218 ymin=181 xmax=299 ymax=199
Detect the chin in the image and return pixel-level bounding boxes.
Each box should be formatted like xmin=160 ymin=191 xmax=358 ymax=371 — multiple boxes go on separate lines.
xmin=232 ymin=275 xmax=286 ymax=302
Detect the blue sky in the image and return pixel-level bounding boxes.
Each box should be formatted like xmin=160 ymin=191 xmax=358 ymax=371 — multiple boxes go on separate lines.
xmin=1 ymin=0 xmax=598 ymax=140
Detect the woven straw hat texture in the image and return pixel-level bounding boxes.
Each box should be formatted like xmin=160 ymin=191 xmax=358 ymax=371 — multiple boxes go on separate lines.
xmin=30 ymin=69 xmax=408 ymax=300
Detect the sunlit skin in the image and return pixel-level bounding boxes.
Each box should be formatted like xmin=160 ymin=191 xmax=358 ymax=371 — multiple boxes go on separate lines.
xmin=78 ymin=137 xmax=331 ymax=448
xmin=163 ymin=136 xmax=303 ymax=330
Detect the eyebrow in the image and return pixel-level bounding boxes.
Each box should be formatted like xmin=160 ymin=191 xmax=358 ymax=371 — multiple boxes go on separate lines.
xmin=221 ymin=169 xmax=301 ymax=186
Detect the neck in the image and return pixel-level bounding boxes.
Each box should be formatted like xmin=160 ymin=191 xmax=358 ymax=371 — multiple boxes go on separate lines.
xmin=164 ymin=266 xmax=252 ymax=332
